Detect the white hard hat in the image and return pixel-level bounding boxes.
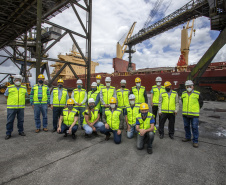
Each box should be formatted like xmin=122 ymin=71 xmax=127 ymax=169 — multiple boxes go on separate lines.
xmin=120 ymin=79 xmax=126 ymax=84
xmin=76 ymin=79 xmax=83 ymax=84
xmin=185 ymin=80 xmax=194 ymax=86
xmin=155 ymin=76 xmax=162 ymax=82
xmin=13 ymin=75 xmax=23 ymax=80
xmin=88 ymin=98 xmax=95 ymax=104
xmin=91 ymin=82 xmax=97 ymax=86
xmin=129 ymin=94 xmax=135 ymax=100
xmin=105 ymin=77 xmax=111 ymax=82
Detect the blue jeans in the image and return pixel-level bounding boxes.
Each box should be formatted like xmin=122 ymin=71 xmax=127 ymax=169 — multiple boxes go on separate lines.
xmin=53 ymin=107 xmax=64 ymax=130
xmin=34 ymin=104 xmax=48 ymax=129
xmin=100 ymin=125 xmax=122 ymax=144
xmin=60 ymin=124 xmax=78 ymax=134
xmin=74 ymin=107 xmax=85 ymax=126
xmin=183 ymin=116 xmax=199 ymax=143
xmin=83 ymin=121 xmax=104 ymax=134
xmin=6 ymin=108 xmax=24 ymax=135
xmin=127 ymin=125 xmax=137 ymax=139
xmin=137 ymin=132 xmax=155 ymax=150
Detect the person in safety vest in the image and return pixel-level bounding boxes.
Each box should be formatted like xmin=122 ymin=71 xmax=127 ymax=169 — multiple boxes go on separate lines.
xmin=83 ymin=98 xmax=104 ymax=137
xmin=4 ymin=75 xmax=27 ymax=140
xmin=96 ymin=75 xmax=105 ymax=92
xmin=181 ymin=80 xmax=203 ymax=148
xmin=100 ymin=77 xmax=116 ymax=121
xmin=71 ymin=79 xmax=87 ymax=128
xmin=87 ymin=82 xmax=100 ymax=109
xmin=100 ymin=97 xmax=124 ymax=144
xmin=125 ymin=94 xmax=140 ymax=139
xmin=150 ymin=76 xmax=165 ymax=125
xmin=136 ymin=103 xmax=156 ymax=154
xmin=130 ymin=77 xmax=148 ymax=105
xmin=158 ymin=81 xmax=179 ymax=139
xmin=30 ymin=74 xmax=50 ymax=133
xmin=50 ymin=79 xmax=69 ymax=132
xmin=57 ymin=99 xmax=79 ymax=139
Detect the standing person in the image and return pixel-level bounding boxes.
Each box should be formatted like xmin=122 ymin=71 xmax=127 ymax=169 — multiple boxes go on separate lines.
xmin=100 ymin=97 xmax=124 ymax=144
xmin=71 ymin=79 xmax=87 ymax=128
xmin=96 ymin=75 xmax=105 ymax=92
xmin=30 ymin=74 xmax=50 ymax=133
xmin=158 ymin=81 xmax=179 ymax=139
xmin=125 ymin=94 xmax=140 ymax=139
xmin=57 ymin=99 xmax=79 ymax=139
xmin=150 ymin=76 xmax=165 ymax=125
xmin=136 ymin=103 xmax=156 ymax=154
xmin=4 ymin=75 xmax=27 ymax=140
xmin=181 ymin=80 xmax=203 ymax=148
xmin=100 ymin=77 xmax=116 ymax=121
xmin=131 ymin=77 xmax=148 ymax=105
xmin=83 ymin=98 xmax=104 ymax=137
xmin=50 ymin=79 xmax=69 ymax=132
xmin=87 ymin=82 xmax=100 ymax=109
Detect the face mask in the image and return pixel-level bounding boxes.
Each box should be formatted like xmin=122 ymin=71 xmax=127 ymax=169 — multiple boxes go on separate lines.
xmin=121 ymin=85 xmax=126 ymax=88
xmin=58 ymin=84 xmax=63 ymax=88
xmin=91 ymin=88 xmax=97 ymax=91
xmin=165 ymin=87 xmax=171 ymax=92
xmin=187 ymin=87 xmax=192 ymax=92
xmin=136 ymin=83 xmax=141 ymax=87
xmin=89 ymin=105 xmax=95 ymax=109
xmin=141 ymin=112 xmax=148 ymax=117
xmin=106 ymin=82 xmax=110 ymax=87
xmin=110 ymin=104 xmax=116 ymax=109
xmin=14 ymin=81 xmax=21 ymax=86
xmin=68 ymin=105 xmax=73 ymax=110
xmin=77 ymin=85 xmax=82 ymax=89
xmin=38 ymin=80 xmax=43 ymax=84
xmin=156 ymin=82 xmax=161 ymax=86
xmin=130 ymin=100 xmax=135 ymax=105
xmin=96 ymin=80 xmax=100 ymax=83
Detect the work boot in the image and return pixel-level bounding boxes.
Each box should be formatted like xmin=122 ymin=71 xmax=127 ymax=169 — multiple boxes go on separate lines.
xmin=159 ymin=134 xmax=164 ymax=139
xmin=182 ymin=138 xmax=191 ymax=142
xmin=193 ymin=143 xmax=198 ymax=148
xmin=43 ymin=128 xmax=48 ymax=132
xmin=72 ymin=134 xmax=76 ymax=139
xmin=5 ymin=135 xmax=11 ymax=140
xmin=19 ymin=132 xmax=26 ymax=136
xmin=52 ymin=128 xmax=57 ymax=133
xmin=105 ymin=133 xmax=111 ymax=141
xmin=147 ymin=148 xmax=153 ymax=154
xmin=35 ymin=129 xmax=40 ymax=133
xmin=64 ymin=132 xmax=67 ymax=137
xmin=93 ymin=131 xmax=98 ymax=136
xmin=169 ymin=135 xmax=174 ymax=139
xmin=85 ymin=133 xmax=91 ymax=138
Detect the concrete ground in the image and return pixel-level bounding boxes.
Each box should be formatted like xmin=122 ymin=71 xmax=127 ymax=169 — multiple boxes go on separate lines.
xmin=0 ymin=94 xmax=225 ymax=185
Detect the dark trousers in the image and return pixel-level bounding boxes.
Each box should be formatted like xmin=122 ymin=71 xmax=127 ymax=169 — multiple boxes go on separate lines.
xmin=159 ymin=113 xmax=175 ymax=136
xmin=100 ymin=125 xmax=121 ymax=144
xmin=53 ymin=107 xmax=64 ymax=130
xmin=152 ymin=106 xmax=160 ymax=125
xmin=60 ymin=124 xmax=78 ymax=134
xmin=6 ymin=108 xmax=24 ymax=135
xmin=137 ymin=132 xmax=155 ymax=150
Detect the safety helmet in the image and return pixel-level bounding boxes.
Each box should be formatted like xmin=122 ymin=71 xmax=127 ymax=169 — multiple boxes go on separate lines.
xmin=109 ymin=97 xmax=116 ymax=104
xmin=67 ymin=98 xmax=74 ymax=105
xmin=155 ymin=76 xmax=162 ymax=82
xmin=120 ymin=79 xmax=126 ymax=84
xmin=91 ymin=82 xmax=97 ymax=87
xmin=135 ymin=77 xmax=141 ymax=83
xmin=13 ymin=75 xmax=23 ymax=81
xmin=88 ymin=98 xmax=95 ymax=104
xmin=185 ymin=80 xmax=194 ymax=86
xmin=57 ymin=79 xmax=64 ymax=83
xmin=105 ymin=77 xmax=111 ymax=82
xmin=129 ymin=94 xmax=135 ymax=100
xmin=96 ymin=75 xmax=101 ymax=79
xmin=140 ymin=103 xmax=149 ymax=110
xmin=76 ymin=79 xmax=83 ymax=84
xmin=38 ymin=74 xmax=45 ymax=79
xmin=164 ymin=81 xmax=172 ymax=87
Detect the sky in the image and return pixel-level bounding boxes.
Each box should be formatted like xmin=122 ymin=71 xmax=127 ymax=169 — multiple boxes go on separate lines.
xmin=0 ymin=0 xmax=226 ymax=85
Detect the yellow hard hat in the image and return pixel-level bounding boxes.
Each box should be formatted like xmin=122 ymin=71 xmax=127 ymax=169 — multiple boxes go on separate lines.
xmin=135 ymin=77 xmax=141 ymax=83
xmin=57 ymin=79 xmax=64 ymax=83
xmin=109 ymin=97 xmax=116 ymax=104
xmin=140 ymin=103 xmax=149 ymax=110
xmin=38 ymin=74 xmax=45 ymax=79
xmin=67 ymin=98 xmax=74 ymax=105
xmin=96 ymin=75 xmax=101 ymax=79
xmin=164 ymin=81 xmax=172 ymax=87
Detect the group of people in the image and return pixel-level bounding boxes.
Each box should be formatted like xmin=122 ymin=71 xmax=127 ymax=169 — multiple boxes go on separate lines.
xmin=4 ymin=74 xmax=203 ymax=154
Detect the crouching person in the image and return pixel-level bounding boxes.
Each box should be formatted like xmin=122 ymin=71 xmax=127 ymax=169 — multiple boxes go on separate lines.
xmin=83 ymin=98 xmax=104 ymax=137
xmin=136 ymin=103 xmax=156 ymax=154
xmin=100 ymin=97 xmax=124 ymax=144
xmin=57 ymin=99 xmax=79 ymax=139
